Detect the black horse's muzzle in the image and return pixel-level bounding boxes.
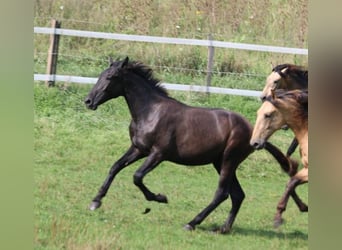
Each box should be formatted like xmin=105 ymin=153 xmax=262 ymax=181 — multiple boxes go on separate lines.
xmin=84 ymin=98 xmax=97 ymax=110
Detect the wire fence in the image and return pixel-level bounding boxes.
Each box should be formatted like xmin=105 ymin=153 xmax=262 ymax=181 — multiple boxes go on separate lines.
xmin=34 ymin=17 xmax=308 ymax=96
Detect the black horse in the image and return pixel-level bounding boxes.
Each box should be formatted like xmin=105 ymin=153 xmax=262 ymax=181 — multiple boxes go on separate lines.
xmin=85 ymin=57 xmax=298 ymax=233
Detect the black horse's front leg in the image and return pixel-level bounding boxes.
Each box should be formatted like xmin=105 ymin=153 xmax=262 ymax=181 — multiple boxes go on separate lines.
xmin=133 ymin=152 xmax=168 ymax=203
xmin=89 ymin=145 xmax=144 ymax=210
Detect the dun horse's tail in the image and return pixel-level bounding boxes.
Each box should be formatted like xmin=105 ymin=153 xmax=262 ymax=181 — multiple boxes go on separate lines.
xmin=264 ymin=142 xmax=299 ymax=177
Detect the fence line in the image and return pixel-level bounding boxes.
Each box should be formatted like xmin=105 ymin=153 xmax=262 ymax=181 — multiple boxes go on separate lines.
xmin=34 ymin=27 xmax=308 ymax=55
xmin=34 ymin=23 xmax=307 ymax=96
xmin=35 ymin=51 xmax=267 ymax=77
xmin=34 ymin=74 xmax=262 ymax=97
xmin=35 ymin=16 xmax=299 ymax=45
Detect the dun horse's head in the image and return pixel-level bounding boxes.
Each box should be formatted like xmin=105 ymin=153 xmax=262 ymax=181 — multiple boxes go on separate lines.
xmin=251 ymin=89 xmax=308 ymax=149
xmin=260 ymin=66 xmax=289 ymax=102
xmin=250 ymin=96 xmax=286 ymax=149
xmin=85 ymin=57 xmax=129 ymax=110
xmin=260 ymin=64 xmax=308 ymax=101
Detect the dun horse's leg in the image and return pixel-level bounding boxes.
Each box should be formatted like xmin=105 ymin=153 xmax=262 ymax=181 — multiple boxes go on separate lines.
xmin=264 ymin=142 xmax=308 ymax=211
xmin=220 ymin=173 xmax=245 ymax=233
xmin=133 ymin=152 xmax=168 ymax=203
xmin=89 ymin=145 xmax=144 ymax=210
xmin=274 ymin=167 xmax=308 ymax=228
xmin=274 ymin=178 xmax=300 ymax=228
xmin=291 ymin=190 xmax=308 ymax=212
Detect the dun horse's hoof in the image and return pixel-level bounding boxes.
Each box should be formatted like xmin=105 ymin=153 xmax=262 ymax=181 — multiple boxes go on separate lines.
xmin=89 ymin=200 xmax=102 ymax=210
xmin=184 ymin=224 xmax=195 ymax=231
xmin=273 ymin=218 xmax=284 ymax=228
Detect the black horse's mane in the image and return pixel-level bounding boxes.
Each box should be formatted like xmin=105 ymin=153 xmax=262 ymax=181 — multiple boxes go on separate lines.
xmin=272 ymin=64 xmax=308 ymax=87
xmin=125 ymin=61 xmax=169 ymax=96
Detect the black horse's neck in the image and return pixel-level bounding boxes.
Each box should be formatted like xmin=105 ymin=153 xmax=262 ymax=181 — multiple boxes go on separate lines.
xmin=122 ymin=72 xmax=170 ymax=122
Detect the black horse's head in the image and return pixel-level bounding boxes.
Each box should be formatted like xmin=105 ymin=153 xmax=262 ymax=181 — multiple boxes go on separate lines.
xmin=85 ymin=57 xmax=129 ymax=110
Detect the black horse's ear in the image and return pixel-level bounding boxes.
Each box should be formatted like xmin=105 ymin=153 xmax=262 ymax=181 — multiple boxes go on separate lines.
xmin=109 ymin=57 xmax=114 ymax=66
xmin=116 ymin=56 xmax=129 ymax=69
xmin=122 ymin=56 xmax=129 ymax=67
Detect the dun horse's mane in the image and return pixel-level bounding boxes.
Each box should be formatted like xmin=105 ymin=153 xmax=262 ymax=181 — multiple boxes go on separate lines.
xmin=125 ymin=61 xmax=169 ymax=96
xmin=267 ymin=89 xmax=308 ymax=120
xmin=272 ymin=64 xmax=308 ymax=87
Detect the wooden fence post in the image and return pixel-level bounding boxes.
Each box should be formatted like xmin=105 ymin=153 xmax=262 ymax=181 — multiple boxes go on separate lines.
xmin=206 ymin=34 xmax=215 ymax=94
xmin=45 ymin=19 xmax=61 ymax=87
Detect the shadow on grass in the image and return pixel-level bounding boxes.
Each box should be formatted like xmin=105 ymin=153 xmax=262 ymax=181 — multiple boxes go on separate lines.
xmin=197 ymin=224 xmax=308 ymax=240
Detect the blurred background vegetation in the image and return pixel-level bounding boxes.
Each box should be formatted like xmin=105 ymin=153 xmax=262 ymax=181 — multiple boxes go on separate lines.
xmin=34 ymin=0 xmax=308 ymax=89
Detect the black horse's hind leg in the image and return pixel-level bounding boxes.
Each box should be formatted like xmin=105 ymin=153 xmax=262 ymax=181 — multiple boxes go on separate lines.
xmin=89 ymin=145 xmax=144 ymax=210
xmin=286 ymin=138 xmax=298 ymax=157
xmin=184 ymin=184 xmax=230 ymax=231
xmin=220 ymin=173 xmax=245 ymax=233
xmin=264 ymin=142 xmax=298 ymax=175
xmin=133 ymin=152 xmax=168 ymax=203
xmin=184 ymin=162 xmax=236 ymax=231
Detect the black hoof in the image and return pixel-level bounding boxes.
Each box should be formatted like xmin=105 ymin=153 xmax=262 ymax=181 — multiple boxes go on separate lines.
xmin=299 ymin=204 xmax=308 ymax=212
xmin=219 ymin=225 xmax=232 ymax=234
xmin=142 ymin=208 xmax=151 ymax=214
xmin=184 ymin=224 xmax=195 ymax=231
xmin=156 ymin=194 xmax=168 ymax=203
xmin=89 ymin=200 xmax=102 ymax=211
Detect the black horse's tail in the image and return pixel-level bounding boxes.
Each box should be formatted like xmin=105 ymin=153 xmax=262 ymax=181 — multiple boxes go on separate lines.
xmin=264 ymin=142 xmax=299 ymax=177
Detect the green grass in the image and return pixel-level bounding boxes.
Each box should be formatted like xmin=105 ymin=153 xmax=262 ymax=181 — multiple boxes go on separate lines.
xmin=34 ymin=1 xmax=308 ymax=248
xmin=34 ymin=82 xmax=308 ymax=249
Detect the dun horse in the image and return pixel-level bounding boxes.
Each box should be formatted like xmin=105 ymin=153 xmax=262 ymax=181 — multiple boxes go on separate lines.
xmin=261 ymin=64 xmax=308 ymax=159
xmin=250 ymin=89 xmax=308 ymax=228
xmin=260 ymin=64 xmax=308 ymax=101
xmin=85 ymin=57 xmax=293 ymax=233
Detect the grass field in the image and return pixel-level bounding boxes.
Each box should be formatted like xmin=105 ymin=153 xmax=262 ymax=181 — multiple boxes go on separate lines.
xmin=34 ymin=82 xmax=308 ymax=249
xmin=33 ymin=0 xmax=309 ymax=248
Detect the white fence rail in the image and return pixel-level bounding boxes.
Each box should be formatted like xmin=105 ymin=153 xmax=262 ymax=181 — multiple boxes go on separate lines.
xmin=34 ymin=26 xmax=307 ymax=97
xmin=33 ymin=74 xmax=262 ymax=97
xmin=34 ymin=27 xmax=308 ymax=55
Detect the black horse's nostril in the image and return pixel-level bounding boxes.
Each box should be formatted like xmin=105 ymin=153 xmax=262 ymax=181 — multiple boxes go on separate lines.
xmin=85 ymin=98 xmax=92 ymax=105
xmin=260 ymin=95 xmax=266 ymax=102
xmin=84 ymin=98 xmax=97 ymax=110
